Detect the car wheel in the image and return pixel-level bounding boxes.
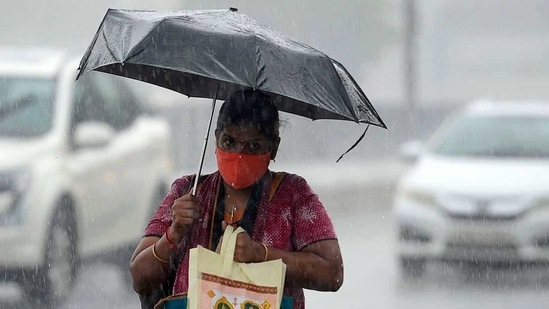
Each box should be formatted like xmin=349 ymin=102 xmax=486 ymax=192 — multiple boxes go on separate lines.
xmin=23 ymin=206 xmax=79 ymax=308
xmin=399 ymin=257 xmax=426 ymax=278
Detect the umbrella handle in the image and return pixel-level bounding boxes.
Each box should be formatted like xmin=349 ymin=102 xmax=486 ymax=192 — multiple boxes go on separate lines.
xmin=192 ymin=86 xmax=219 ymax=195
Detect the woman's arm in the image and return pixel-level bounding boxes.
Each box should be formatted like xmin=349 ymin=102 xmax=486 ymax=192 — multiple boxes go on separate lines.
xmin=130 ymin=192 xmax=201 ymax=294
xmin=129 ymin=234 xmax=174 ymax=294
xmin=233 ymin=233 xmax=344 ymax=291
xmin=268 ymin=239 xmax=344 ymax=291
xmin=255 ymin=174 xmax=343 ymax=291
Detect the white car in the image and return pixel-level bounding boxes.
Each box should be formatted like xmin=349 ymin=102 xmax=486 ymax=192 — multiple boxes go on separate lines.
xmin=0 ymin=47 xmax=174 ymax=306
xmin=393 ymin=100 xmax=549 ymax=277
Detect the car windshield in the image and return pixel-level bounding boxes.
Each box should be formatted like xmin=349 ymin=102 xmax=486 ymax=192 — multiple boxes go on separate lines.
xmin=430 ymin=114 xmax=549 ymax=158
xmin=0 ymin=76 xmax=55 ymax=138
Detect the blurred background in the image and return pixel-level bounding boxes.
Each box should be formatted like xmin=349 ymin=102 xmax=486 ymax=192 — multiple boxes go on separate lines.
xmin=1 ymin=0 xmax=549 ymax=308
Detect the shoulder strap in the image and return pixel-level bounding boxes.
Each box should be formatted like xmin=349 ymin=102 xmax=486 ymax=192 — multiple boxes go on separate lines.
xmin=268 ymin=172 xmax=287 ymax=202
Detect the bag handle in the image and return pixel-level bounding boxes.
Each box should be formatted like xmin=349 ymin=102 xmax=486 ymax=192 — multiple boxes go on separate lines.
xmin=219 ymin=225 xmax=264 ymax=283
xmin=216 ymin=173 xmax=287 ymax=278
xmin=218 ymin=224 xmax=235 ymax=257
xmin=220 ymin=226 xmax=247 ymax=276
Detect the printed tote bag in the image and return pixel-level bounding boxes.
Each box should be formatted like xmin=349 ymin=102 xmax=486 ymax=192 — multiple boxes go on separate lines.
xmin=188 ymin=225 xmax=286 ymax=309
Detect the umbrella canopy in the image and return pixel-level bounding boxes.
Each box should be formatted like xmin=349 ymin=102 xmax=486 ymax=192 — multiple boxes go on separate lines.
xmin=77 ymin=8 xmax=386 ymax=129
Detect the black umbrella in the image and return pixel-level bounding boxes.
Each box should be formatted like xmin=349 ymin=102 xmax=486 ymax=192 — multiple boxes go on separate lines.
xmin=77 ymin=8 xmax=386 ymax=192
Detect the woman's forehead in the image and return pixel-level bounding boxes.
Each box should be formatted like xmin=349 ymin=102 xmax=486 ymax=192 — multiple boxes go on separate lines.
xmin=220 ymin=124 xmax=265 ymax=139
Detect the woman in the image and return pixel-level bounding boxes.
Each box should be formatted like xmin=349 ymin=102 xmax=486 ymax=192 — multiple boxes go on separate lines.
xmin=130 ymin=89 xmax=344 ymax=309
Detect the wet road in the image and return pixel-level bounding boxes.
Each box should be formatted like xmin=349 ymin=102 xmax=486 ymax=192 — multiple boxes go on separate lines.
xmin=2 ymin=168 xmax=549 ymax=308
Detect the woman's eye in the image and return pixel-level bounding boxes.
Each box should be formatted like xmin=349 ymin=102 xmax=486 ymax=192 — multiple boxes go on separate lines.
xmin=249 ymin=142 xmax=261 ymax=149
xmin=222 ymin=138 xmax=234 ymax=148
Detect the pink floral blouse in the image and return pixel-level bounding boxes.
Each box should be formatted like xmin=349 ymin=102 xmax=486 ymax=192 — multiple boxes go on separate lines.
xmin=144 ymin=170 xmax=337 ymax=309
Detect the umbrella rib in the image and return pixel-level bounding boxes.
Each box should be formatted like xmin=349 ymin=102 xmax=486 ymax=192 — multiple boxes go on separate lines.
xmin=331 ymin=58 xmax=386 ymax=128
xmin=77 ymin=10 xmax=113 ymax=80
xmin=101 ymin=28 xmax=123 ymax=63
xmin=254 ymin=37 xmax=267 ymax=89
xmin=125 ymin=19 xmax=163 ymax=61
xmin=328 ymin=58 xmax=360 ymax=122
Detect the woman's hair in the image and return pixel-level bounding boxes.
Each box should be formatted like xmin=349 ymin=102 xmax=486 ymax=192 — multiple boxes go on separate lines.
xmin=217 ymin=89 xmax=280 ymax=141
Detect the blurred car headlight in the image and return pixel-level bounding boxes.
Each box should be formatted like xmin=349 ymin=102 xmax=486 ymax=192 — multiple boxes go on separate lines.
xmin=397 ymin=188 xmax=439 ymax=209
xmin=0 ymin=168 xmax=32 ymax=226
xmin=530 ymin=197 xmax=549 ymax=213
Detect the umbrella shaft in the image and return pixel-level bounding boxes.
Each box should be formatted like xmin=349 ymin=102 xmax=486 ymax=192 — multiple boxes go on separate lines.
xmin=192 ymin=89 xmax=218 ymax=195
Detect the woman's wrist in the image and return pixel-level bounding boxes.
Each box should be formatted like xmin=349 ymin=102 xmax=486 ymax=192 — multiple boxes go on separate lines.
xmin=165 ymin=228 xmax=177 ymax=248
xmin=168 ymin=225 xmax=188 ymax=245
xmin=151 ymin=242 xmax=170 ymax=263
xmin=260 ymin=242 xmax=269 ymax=262
xmin=255 ymin=241 xmax=268 ymax=262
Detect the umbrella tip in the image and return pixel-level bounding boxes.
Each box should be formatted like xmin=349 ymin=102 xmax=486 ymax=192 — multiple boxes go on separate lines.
xmin=229 ymin=7 xmax=238 ymax=12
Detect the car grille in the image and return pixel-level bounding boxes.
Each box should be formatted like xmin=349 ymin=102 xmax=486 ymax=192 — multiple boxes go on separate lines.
xmin=444 ymin=243 xmax=519 ymax=261
xmin=446 ymin=228 xmax=516 ymax=247
xmin=445 ymin=228 xmax=518 ymax=260
xmin=447 ymin=212 xmax=520 ymax=221
xmin=443 ymin=194 xmax=523 ymax=222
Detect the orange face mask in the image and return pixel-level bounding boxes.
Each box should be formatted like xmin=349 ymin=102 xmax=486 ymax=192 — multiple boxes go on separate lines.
xmin=216 ymin=146 xmax=271 ymax=189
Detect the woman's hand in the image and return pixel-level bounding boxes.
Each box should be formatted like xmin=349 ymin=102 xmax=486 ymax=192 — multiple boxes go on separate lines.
xmin=233 ymin=230 xmax=264 ymax=263
xmin=219 ymin=222 xmax=343 ymax=291
xmin=221 ymin=221 xmax=264 ymax=263
xmin=169 ymin=193 xmax=201 ymax=243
